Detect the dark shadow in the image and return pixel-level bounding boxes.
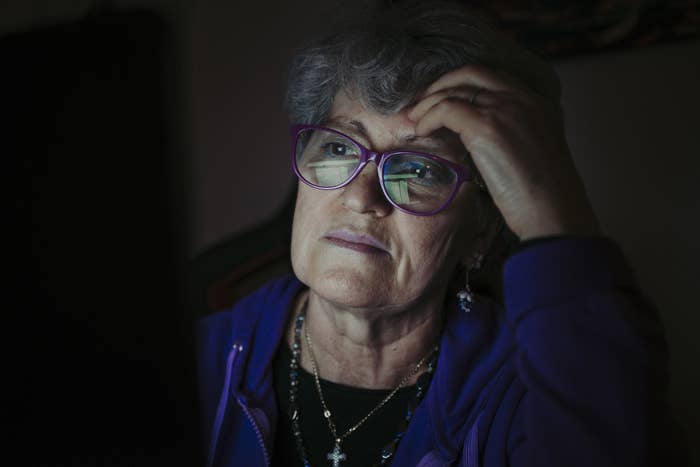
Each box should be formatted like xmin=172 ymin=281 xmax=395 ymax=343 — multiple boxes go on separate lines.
xmin=189 ymin=184 xmax=297 ymax=318
xmin=4 ymin=10 xmax=201 ymax=466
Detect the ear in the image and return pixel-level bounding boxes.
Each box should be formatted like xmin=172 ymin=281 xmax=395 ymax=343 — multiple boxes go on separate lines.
xmin=458 ymin=215 xmax=511 ymax=301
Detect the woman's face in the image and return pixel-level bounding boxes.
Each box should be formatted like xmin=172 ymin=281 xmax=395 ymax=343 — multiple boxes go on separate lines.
xmin=290 ymin=90 xmax=482 ymax=311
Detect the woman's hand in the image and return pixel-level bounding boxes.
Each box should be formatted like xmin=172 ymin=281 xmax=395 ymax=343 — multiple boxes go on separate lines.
xmin=408 ymin=65 xmax=600 ymax=241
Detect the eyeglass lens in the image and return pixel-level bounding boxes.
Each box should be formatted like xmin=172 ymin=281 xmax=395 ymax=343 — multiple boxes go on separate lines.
xmin=295 ymin=128 xmax=458 ymax=214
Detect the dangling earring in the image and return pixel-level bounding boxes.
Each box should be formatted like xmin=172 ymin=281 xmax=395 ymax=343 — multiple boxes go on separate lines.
xmin=457 ymin=252 xmax=483 ymax=313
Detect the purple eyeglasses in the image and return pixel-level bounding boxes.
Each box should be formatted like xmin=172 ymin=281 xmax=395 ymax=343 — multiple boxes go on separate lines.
xmin=290 ymin=124 xmax=474 ymax=216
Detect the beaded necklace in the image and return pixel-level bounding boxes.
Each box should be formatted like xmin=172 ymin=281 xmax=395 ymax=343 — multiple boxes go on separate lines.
xmin=288 ymin=302 xmax=439 ymax=467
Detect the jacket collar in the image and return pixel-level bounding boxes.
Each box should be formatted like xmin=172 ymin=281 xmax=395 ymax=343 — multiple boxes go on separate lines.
xmin=425 ymin=296 xmax=516 ymax=459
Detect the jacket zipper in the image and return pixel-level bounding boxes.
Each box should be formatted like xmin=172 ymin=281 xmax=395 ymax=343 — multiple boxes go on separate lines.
xmin=237 ymin=397 xmax=271 ymax=467
xmin=208 ymin=342 xmax=243 ymax=467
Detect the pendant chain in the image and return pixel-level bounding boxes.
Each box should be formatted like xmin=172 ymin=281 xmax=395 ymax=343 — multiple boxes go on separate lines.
xmin=288 ymin=298 xmax=440 ymax=466
xmin=304 ymin=321 xmax=434 ymax=444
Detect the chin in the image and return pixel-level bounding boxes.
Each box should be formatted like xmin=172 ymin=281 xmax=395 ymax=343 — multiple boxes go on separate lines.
xmin=292 ymin=243 xmax=394 ymax=309
xmin=306 ymin=267 xmax=392 ymax=310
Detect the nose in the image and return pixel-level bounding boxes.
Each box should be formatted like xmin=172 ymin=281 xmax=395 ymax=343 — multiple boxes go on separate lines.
xmin=340 ymin=161 xmax=392 ymax=217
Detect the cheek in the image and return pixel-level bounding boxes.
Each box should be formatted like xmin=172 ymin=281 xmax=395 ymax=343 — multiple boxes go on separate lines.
xmin=390 ymin=219 xmax=446 ymax=289
xmin=404 ymin=220 xmax=458 ymax=269
xmin=290 ymin=190 xmax=312 ymax=280
xmin=399 ymin=194 xmax=480 ymax=275
xmin=290 ymin=185 xmax=331 ymax=283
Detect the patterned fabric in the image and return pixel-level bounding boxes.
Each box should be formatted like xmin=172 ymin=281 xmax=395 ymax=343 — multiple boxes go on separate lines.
xmin=450 ymin=0 xmax=700 ymax=58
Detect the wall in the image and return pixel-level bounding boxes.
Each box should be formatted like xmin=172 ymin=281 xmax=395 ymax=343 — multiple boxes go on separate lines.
xmin=191 ymin=0 xmax=344 ymax=253
xmin=556 ymin=40 xmax=700 ymax=464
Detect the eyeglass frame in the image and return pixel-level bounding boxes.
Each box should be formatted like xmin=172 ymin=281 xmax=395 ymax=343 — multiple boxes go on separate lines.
xmin=290 ymin=124 xmax=475 ymax=216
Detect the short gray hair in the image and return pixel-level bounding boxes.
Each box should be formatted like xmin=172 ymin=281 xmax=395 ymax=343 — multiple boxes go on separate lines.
xmin=285 ymin=0 xmax=561 ymax=125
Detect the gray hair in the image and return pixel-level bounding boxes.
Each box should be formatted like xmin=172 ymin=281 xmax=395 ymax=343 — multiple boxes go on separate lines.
xmin=285 ymin=0 xmax=561 ymax=125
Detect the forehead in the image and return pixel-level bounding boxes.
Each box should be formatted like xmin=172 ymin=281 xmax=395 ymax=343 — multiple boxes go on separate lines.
xmin=326 ymin=90 xmax=465 ymax=158
xmin=327 ymin=90 xmax=413 ymax=138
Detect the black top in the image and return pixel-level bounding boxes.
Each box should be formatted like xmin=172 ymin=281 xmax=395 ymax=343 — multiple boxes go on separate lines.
xmin=272 ymin=342 xmax=418 ymax=467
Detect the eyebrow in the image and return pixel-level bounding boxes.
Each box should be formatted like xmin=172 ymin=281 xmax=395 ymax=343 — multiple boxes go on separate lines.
xmin=328 ymin=117 xmax=431 ymax=146
xmin=325 ymin=118 xmax=468 ymax=163
xmin=328 ymin=118 xmax=372 ymax=140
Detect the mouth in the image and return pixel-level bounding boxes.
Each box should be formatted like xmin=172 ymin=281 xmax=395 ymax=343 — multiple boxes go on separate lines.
xmin=323 ymin=229 xmax=389 ymax=255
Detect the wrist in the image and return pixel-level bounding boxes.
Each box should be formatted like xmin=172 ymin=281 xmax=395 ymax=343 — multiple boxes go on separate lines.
xmin=516 ymin=209 xmax=600 ymax=242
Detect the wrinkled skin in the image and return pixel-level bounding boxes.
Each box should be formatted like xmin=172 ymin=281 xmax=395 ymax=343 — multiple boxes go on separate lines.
xmin=409 ymin=65 xmax=599 ymax=240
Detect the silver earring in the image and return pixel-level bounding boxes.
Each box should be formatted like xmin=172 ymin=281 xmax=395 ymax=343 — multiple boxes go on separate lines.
xmin=457 ymin=252 xmax=483 ymax=313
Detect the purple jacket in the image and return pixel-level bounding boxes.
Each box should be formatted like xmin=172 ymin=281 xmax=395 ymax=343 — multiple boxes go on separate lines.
xmin=196 ymin=237 xmax=670 ymax=466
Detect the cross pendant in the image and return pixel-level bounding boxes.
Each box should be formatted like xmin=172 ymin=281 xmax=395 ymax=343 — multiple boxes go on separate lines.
xmin=326 ymin=442 xmax=347 ymax=467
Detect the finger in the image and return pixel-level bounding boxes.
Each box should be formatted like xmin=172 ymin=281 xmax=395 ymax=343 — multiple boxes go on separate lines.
xmin=413 ymin=97 xmax=486 ymax=146
xmin=423 ymin=65 xmax=530 ymax=97
xmin=408 ymin=86 xmax=493 ymax=122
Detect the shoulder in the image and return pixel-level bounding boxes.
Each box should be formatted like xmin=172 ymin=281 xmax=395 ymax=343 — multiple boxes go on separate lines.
xmin=195 ymin=274 xmax=304 ymax=428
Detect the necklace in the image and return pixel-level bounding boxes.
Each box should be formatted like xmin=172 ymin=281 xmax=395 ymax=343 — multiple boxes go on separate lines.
xmin=288 ymin=301 xmax=439 ymax=467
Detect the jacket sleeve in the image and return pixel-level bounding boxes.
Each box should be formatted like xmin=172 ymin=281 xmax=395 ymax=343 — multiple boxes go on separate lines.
xmin=502 ymin=237 xmax=682 ymax=467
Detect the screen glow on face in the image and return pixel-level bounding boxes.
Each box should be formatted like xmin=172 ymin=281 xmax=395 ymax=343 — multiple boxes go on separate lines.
xmin=298 ymin=130 xmax=362 ymax=186
xmin=293 ymin=126 xmax=469 ymax=215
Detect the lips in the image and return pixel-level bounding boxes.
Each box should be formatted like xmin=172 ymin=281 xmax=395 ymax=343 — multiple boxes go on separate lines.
xmin=323 ymin=229 xmax=389 ymax=254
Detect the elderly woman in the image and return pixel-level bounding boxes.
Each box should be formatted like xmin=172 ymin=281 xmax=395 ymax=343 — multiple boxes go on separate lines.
xmin=197 ymin=2 xmax=674 ymax=466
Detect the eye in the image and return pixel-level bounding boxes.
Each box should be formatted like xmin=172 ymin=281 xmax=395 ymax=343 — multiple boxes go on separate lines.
xmin=405 ymin=161 xmax=446 ymax=185
xmin=413 ymin=163 xmax=429 ymax=179
xmin=383 ymin=154 xmax=456 ymax=191
xmin=323 ymin=142 xmax=352 ymax=157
